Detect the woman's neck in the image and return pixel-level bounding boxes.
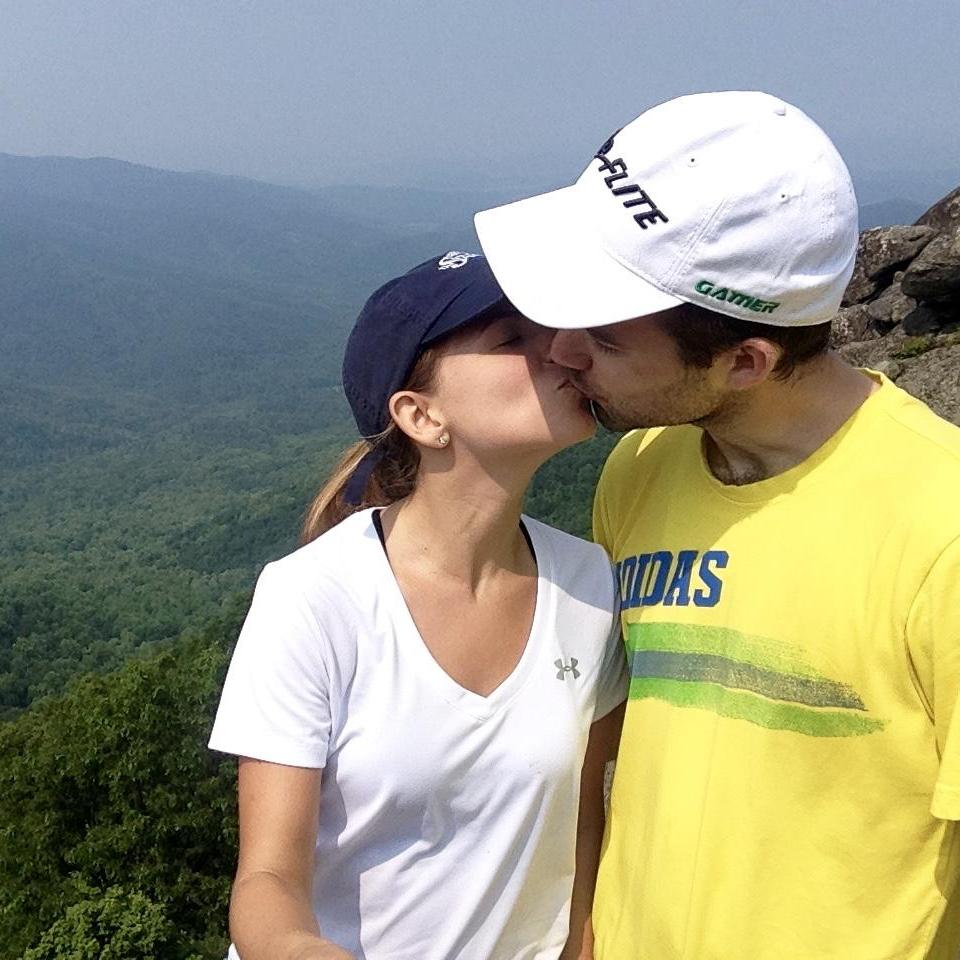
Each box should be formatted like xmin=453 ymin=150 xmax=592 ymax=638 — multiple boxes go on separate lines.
xmin=378 ymin=462 xmax=535 ymax=591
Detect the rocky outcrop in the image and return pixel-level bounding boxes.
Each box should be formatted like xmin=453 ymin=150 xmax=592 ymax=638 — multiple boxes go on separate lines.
xmin=865 ymin=279 xmax=915 ymax=328
xmin=841 ymin=225 xmax=937 ymax=306
xmin=915 ymin=186 xmax=960 ymax=233
xmin=901 ymin=231 xmax=960 ymax=301
xmin=833 ymin=185 xmax=960 ymax=426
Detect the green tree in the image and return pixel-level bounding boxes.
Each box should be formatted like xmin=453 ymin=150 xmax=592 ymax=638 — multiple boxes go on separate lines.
xmin=22 ymin=884 xmax=175 ymax=960
xmin=525 ymin=429 xmax=620 ymax=538
xmin=0 ymin=601 xmax=246 ymax=960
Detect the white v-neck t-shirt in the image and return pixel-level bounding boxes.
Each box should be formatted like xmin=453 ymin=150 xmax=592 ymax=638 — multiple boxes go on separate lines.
xmin=210 ymin=509 xmax=627 ymax=960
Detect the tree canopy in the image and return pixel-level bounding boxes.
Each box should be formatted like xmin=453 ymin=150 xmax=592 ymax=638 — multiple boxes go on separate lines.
xmin=0 ymin=606 xmax=244 ymax=960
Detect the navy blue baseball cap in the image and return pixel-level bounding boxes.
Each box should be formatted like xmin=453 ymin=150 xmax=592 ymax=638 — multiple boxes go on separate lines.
xmin=340 ymin=251 xmax=509 ymax=502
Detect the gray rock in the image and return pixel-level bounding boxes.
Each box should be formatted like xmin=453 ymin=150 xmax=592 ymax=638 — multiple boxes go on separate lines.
xmin=902 ymin=303 xmax=952 ymax=335
xmin=916 ymin=185 xmax=960 ymax=234
xmin=893 ymin=342 xmax=960 ymax=426
xmin=841 ymin=259 xmax=879 ymax=306
xmin=838 ymin=323 xmax=911 ymax=368
xmin=831 ymin=304 xmax=875 ymax=346
xmin=865 ymin=284 xmax=916 ymax=328
xmin=873 ymin=359 xmax=904 ymax=380
xmin=858 ymin=225 xmax=938 ymax=280
xmin=842 ymin=225 xmax=938 ymax=307
xmin=900 ymin=228 xmax=960 ymax=301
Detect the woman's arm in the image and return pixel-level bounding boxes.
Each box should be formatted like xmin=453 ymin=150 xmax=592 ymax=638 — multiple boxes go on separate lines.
xmin=560 ymin=703 xmax=625 ymax=960
xmin=230 ymin=757 xmax=353 ymax=960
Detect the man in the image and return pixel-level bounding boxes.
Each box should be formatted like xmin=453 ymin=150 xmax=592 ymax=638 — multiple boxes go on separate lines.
xmin=475 ymin=92 xmax=960 ymax=959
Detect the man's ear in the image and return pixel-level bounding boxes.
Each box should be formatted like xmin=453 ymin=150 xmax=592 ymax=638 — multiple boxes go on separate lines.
xmin=388 ymin=390 xmax=444 ymax=446
xmin=722 ymin=338 xmax=783 ymax=390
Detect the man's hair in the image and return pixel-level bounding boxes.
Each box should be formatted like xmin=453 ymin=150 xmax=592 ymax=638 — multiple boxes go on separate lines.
xmin=657 ymin=302 xmax=832 ymax=380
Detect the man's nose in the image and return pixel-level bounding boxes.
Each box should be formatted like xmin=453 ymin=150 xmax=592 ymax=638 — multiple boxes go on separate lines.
xmin=549 ymin=329 xmax=592 ymax=371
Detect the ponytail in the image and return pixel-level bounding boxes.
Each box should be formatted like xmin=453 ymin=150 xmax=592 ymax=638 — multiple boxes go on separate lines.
xmin=300 ymin=345 xmax=442 ymax=544
xmin=299 ymin=427 xmax=421 ymax=543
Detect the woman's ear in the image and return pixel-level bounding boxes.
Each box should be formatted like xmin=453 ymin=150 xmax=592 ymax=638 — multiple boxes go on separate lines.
xmin=388 ymin=390 xmax=446 ymax=447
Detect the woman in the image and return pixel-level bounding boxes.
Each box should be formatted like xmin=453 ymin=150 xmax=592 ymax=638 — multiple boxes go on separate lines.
xmin=209 ymin=252 xmax=627 ymax=960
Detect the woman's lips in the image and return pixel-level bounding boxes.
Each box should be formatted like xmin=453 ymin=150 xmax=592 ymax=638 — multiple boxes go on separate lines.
xmin=566 ymin=378 xmax=595 ymax=401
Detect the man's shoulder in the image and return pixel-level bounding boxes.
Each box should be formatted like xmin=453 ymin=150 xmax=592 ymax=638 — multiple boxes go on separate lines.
xmin=870 ymin=377 xmax=960 ymax=475
xmin=851 ymin=378 xmax=960 ymax=550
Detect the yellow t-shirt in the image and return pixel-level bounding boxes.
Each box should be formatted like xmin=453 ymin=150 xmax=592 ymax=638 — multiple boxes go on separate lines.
xmin=592 ymin=373 xmax=960 ymax=960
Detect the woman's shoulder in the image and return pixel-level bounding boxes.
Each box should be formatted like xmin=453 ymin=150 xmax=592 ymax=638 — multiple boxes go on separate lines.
xmin=235 ymin=510 xmax=383 ymax=680
xmin=258 ymin=509 xmax=379 ymax=608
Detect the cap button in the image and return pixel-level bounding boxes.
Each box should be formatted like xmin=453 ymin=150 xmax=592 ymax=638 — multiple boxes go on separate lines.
xmin=774 ymin=103 xmax=787 ymax=116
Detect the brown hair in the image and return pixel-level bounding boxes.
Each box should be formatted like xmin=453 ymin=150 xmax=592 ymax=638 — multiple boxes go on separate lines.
xmin=658 ymin=302 xmax=832 ymax=380
xmin=300 ymin=346 xmax=442 ymax=544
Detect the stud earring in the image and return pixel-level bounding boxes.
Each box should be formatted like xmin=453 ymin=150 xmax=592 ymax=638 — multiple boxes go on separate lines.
xmin=438 ymin=433 xmax=450 ymax=447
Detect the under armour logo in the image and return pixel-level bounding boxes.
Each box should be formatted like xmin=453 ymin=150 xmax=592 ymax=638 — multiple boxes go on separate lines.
xmin=555 ymin=658 xmax=580 ymax=680
xmin=438 ymin=251 xmax=480 ymax=270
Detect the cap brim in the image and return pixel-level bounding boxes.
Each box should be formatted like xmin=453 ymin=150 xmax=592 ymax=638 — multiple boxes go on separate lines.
xmin=474 ymin=185 xmax=681 ymax=330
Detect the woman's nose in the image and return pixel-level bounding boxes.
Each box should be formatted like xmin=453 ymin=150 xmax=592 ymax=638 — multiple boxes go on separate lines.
xmin=549 ymin=329 xmax=592 ymax=371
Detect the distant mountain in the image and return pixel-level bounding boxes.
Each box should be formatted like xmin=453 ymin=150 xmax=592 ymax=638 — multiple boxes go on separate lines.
xmin=0 ymin=154 xmax=612 ymax=712
xmin=0 ymin=152 xmax=506 ymax=472
xmin=309 ymin=183 xmax=517 ymax=236
xmin=853 ymin=169 xmax=959 ymax=208
xmin=0 ymin=154 xmax=455 ymax=403
xmin=859 ymin=198 xmax=926 ymax=230
xmin=0 ymin=155 xmax=482 ymax=708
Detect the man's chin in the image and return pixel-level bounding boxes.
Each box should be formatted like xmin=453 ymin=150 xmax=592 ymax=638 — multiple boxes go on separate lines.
xmin=592 ymin=403 xmax=637 ymax=433
xmin=592 ymin=401 xmax=683 ymax=433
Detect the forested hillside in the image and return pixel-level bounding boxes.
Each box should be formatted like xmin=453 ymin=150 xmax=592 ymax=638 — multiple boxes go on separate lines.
xmin=0 ymin=155 xmax=558 ymax=714
xmin=0 ymin=610 xmax=242 ymax=960
xmin=0 ymin=441 xmax=613 ymax=959
xmin=0 ymin=154 xmax=615 ymax=957
xmin=0 ymin=153 xmax=618 ymax=955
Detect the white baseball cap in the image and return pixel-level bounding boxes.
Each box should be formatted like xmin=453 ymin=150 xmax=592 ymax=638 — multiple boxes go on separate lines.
xmin=474 ymin=91 xmax=859 ymax=329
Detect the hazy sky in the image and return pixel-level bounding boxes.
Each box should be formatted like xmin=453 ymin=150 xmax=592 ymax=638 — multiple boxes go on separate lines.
xmin=1 ymin=0 xmax=957 ymax=201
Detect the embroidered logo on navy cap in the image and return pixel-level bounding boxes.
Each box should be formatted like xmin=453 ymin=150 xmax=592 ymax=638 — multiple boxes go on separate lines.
xmin=438 ymin=251 xmax=480 ymax=270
